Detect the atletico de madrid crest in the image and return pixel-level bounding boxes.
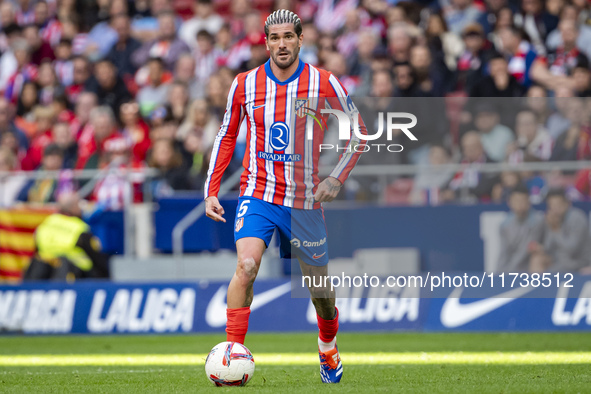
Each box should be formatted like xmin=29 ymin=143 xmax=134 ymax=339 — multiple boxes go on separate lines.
xmin=295 ymin=99 xmax=307 ymax=118
xmin=235 ymin=217 xmax=244 ymax=232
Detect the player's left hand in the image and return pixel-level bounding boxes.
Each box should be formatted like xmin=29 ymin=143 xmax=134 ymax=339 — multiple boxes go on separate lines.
xmin=314 ymin=177 xmax=342 ymax=203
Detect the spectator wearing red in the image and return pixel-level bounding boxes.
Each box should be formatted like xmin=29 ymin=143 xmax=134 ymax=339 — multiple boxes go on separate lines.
xmin=20 ymin=105 xmax=55 ymax=171
xmin=22 ymin=23 xmax=54 ymax=65
xmin=456 ymin=23 xmax=489 ymax=92
xmin=236 ymin=32 xmax=269 ymax=74
xmin=550 ymin=98 xmax=591 ymax=161
xmin=65 ymin=55 xmax=91 ymax=104
xmin=573 ymin=169 xmax=591 ymax=200
xmin=15 ymin=0 xmax=35 ymax=26
xmin=70 ymin=91 xmax=97 ymax=140
xmin=314 ymin=0 xmax=357 ymax=34
xmin=119 ymin=101 xmax=151 ymax=164
xmin=545 ymin=20 xmax=584 ymax=77
xmin=76 ymin=105 xmax=123 ymax=170
xmin=4 ymin=38 xmax=37 ymax=104
xmin=0 ymin=97 xmax=29 ymax=152
xmin=497 ymin=25 xmax=538 ymax=87
xmin=35 ymin=0 xmax=62 ymax=48
xmin=91 ymin=136 xmax=144 ymax=210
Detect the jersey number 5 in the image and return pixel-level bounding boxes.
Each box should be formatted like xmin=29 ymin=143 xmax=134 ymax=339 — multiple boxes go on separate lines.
xmin=237 ymin=200 xmax=250 ymax=218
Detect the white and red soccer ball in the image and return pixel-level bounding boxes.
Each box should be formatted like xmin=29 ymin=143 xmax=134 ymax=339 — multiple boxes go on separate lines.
xmin=205 ymin=342 xmax=255 ymax=387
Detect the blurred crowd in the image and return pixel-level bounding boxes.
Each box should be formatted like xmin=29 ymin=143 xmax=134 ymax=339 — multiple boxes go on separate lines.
xmin=0 ymin=0 xmax=590 ymax=209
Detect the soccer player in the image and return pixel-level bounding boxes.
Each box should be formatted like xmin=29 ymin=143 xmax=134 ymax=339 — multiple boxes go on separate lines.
xmin=204 ymin=9 xmax=366 ymax=383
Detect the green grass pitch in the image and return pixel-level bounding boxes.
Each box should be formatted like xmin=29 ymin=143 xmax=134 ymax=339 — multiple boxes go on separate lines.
xmin=0 ymin=332 xmax=590 ymax=393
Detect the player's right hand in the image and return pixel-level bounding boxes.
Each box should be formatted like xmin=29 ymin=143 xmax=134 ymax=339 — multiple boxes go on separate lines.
xmin=205 ymin=196 xmax=226 ymax=222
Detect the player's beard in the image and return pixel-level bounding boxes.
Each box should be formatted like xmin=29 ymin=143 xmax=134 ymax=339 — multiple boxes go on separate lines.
xmin=271 ymin=46 xmax=300 ymax=69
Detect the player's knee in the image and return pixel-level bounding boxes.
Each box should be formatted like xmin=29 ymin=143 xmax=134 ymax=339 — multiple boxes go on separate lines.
xmin=236 ymin=256 xmax=259 ymax=285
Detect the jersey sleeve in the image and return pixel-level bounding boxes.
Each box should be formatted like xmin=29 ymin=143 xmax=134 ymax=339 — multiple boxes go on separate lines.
xmin=325 ymin=73 xmax=368 ymax=184
xmin=204 ymin=76 xmax=245 ymax=198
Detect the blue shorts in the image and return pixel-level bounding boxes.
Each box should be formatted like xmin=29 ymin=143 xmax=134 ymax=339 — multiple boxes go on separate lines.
xmin=233 ymin=196 xmax=329 ymax=266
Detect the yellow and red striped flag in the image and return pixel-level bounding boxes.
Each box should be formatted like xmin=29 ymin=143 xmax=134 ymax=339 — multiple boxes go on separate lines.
xmin=0 ymin=208 xmax=54 ymax=282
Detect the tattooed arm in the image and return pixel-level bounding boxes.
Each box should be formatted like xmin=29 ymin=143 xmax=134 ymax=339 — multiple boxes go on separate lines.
xmin=313 ymin=176 xmax=342 ymax=203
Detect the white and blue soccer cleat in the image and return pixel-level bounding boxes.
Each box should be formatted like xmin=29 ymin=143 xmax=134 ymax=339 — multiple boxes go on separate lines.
xmin=318 ymin=345 xmax=343 ymax=383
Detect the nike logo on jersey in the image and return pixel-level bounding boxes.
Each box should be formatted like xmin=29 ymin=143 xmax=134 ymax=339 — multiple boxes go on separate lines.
xmin=205 ymin=282 xmax=291 ymax=327
xmin=312 ymin=252 xmax=326 ymax=259
xmin=440 ymin=286 xmax=533 ymax=328
xmin=253 ymin=104 xmax=265 ymax=110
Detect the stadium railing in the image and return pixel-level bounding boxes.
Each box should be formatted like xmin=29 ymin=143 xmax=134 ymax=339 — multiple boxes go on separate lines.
xmin=1 ymin=160 xmax=590 ymax=257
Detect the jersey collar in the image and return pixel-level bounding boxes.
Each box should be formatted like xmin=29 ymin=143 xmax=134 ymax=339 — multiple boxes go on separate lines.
xmin=264 ymin=58 xmax=304 ymax=85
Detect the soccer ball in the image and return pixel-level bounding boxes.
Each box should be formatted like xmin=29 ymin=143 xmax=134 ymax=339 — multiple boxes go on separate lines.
xmin=205 ymin=342 xmax=255 ymax=386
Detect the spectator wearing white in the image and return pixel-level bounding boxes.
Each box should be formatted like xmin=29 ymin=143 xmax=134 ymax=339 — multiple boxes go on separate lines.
xmin=174 ymin=53 xmax=203 ymax=99
xmin=192 ymin=29 xmax=222 ymax=84
xmin=425 ymin=12 xmax=464 ymax=72
xmin=314 ymin=0 xmax=358 ymax=34
xmin=0 ymin=2 xmax=16 ymax=52
xmin=335 ymin=9 xmax=362 ymax=58
xmin=546 ymin=86 xmax=574 ymax=141
xmin=0 ymin=23 xmax=20 ymax=93
xmin=443 ymin=0 xmax=483 ymax=36
xmin=473 ymin=103 xmax=515 ymax=162
xmin=176 ymin=99 xmax=219 ymax=151
xmin=388 ymin=23 xmax=414 ymax=63
xmin=0 ymin=146 xmax=27 ymax=207
xmin=507 ymin=109 xmax=553 ymax=163
xmin=514 ymin=0 xmax=558 ymax=56
xmin=178 ymin=0 xmax=223 ymax=49
xmin=299 ymin=21 xmax=319 ymax=66
xmin=137 ymin=57 xmax=170 ymax=118
xmin=531 ymin=20 xmax=584 ymax=92
xmin=409 ymin=145 xmax=456 ymax=206
xmin=546 ymin=4 xmax=591 ymax=60
xmin=441 ymin=131 xmax=497 ymax=202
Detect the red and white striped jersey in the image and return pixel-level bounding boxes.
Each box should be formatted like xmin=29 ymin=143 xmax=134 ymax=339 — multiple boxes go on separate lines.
xmin=204 ymin=59 xmax=366 ymax=210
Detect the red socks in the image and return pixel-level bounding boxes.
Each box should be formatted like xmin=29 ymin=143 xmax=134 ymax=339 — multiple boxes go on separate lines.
xmin=227 ymin=306 xmax=338 ymax=344
xmin=317 ymin=307 xmax=339 ymax=343
xmin=226 ymin=307 xmax=251 ymax=344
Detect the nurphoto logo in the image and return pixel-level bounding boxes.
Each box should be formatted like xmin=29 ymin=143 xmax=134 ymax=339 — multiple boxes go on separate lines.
xmin=299 ymin=97 xmax=418 ymax=153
